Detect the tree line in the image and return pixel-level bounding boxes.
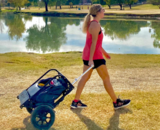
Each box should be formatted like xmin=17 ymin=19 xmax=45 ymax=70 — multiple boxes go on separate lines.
xmin=0 ymin=0 xmax=160 ymax=12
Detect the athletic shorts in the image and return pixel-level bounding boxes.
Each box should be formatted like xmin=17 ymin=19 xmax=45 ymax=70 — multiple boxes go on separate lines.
xmin=83 ymin=59 xmax=106 ymax=69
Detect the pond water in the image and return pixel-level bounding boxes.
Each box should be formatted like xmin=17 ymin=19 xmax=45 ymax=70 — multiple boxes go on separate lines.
xmin=0 ymin=12 xmax=160 ymax=54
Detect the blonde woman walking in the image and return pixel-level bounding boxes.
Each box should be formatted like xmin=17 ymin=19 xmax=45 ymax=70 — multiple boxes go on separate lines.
xmin=71 ymin=4 xmax=131 ymax=110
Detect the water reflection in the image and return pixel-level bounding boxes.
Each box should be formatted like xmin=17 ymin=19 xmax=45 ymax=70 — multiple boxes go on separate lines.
xmin=0 ymin=13 xmax=160 ymax=54
xmin=150 ymin=22 xmax=160 ymax=49
xmin=25 ymin=17 xmax=81 ymax=53
xmin=4 ymin=13 xmax=25 ymax=40
xmin=101 ymin=20 xmax=149 ymax=40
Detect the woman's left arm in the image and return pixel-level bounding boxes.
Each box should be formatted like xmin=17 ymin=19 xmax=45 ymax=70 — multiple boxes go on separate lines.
xmin=102 ymin=48 xmax=111 ymax=59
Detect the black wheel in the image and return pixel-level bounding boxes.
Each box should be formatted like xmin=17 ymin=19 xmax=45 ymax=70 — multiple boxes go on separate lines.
xmin=31 ymin=105 xmax=55 ymax=130
xmin=26 ymin=107 xmax=33 ymax=114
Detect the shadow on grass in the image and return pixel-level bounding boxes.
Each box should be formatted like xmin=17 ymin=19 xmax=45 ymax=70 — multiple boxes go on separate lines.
xmin=71 ymin=108 xmax=103 ymax=130
xmin=107 ymin=108 xmax=133 ymax=130
xmin=12 ymin=108 xmax=132 ymax=130
xmin=11 ymin=116 xmax=56 ymax=130
xmin=71 ymin=108 xmax=132 ymax=130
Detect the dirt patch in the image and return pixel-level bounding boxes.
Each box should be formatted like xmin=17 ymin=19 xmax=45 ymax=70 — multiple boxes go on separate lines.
xmin=1 ymin=66 xmax=159 ymax=96
xmin=62 ymin=66 xmax=160 ymax=94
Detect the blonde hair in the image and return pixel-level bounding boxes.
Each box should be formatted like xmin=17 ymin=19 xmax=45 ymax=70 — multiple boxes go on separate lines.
xmin=82 ymin=4 xmax=102 ymax=33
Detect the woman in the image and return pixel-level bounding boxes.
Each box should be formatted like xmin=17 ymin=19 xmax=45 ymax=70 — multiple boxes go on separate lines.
xmin=70 ymin=4 xmax=131 ymax=110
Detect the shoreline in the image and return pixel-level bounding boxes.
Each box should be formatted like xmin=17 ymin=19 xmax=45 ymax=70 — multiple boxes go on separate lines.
xmin=14 ymin=11 xmax=160 ymax=20
xmin=1 ymin=51 xmax=160 ymax=55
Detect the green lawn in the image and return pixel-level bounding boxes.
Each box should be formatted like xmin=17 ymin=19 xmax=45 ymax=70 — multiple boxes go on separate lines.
xmin=0 ymin=52 xmax=160 ymax=74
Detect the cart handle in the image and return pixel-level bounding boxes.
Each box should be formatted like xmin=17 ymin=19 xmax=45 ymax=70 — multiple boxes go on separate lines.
xmin=72 ymin=65 xmax=94 ymax=85
xmin=28 ymin=69 xmax=62 ymax=88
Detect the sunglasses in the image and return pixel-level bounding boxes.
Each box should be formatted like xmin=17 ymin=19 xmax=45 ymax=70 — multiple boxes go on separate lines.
xmin=97 ymin=8 xmax=105 ymax=12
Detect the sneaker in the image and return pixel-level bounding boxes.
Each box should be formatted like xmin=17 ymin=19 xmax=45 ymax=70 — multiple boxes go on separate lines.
xmin=113 ymin=98 xmax=131 ymax=110
xmin=70 ymin=100 xmax=87 ymax=109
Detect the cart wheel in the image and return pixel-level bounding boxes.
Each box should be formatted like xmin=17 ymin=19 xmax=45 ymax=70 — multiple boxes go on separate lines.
xmin=26 ymin=107 xmax=33 ymax=114
xmin=31 ymin=105 xmax=55 ymax=130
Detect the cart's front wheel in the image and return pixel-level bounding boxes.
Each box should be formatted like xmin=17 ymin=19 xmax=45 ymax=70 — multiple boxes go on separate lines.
xmin=31 ymin=105 xmax=55 ymax=130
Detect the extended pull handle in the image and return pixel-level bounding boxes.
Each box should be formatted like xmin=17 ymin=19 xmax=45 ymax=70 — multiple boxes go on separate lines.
xmin=72 ymin=65 xmax=94 ymax=85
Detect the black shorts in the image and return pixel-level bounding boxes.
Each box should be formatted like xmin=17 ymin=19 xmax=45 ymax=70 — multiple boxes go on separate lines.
xmin=83 ymin=59 xmax=106 ymax=69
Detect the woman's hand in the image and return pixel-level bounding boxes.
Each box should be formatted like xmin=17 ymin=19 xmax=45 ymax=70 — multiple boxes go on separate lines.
xmin=104 ymin=52 xmax=111 ymax=59
xmin=88 ymin=60 xmax=94 ymax=67
xmin=102 ymin=48 xmax=111 ymax=59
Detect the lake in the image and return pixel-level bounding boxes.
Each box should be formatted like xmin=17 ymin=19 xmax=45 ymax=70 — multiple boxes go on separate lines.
xmin=0 ymin=12 xmax=160 ymax=54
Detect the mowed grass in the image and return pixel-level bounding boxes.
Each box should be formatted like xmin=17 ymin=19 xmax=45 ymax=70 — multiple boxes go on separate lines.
xmin=20 ymin=4 xmax=160 ymax=14
xmin=0 ymin=52 xmax=160 ymax=130
xmin=0 ymin=8 xmax=16 ymax=13
xmin=0 ymin=52 xmax=160 ymax=73
xmin=0 ymin=92 xmax=160 ymax=130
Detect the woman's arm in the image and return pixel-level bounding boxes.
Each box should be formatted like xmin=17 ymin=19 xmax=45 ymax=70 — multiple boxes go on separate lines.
xmin=88 ymin=22 xmax=100 ymax=66
xmin=102 ymin=48 xmax=111 ymax=59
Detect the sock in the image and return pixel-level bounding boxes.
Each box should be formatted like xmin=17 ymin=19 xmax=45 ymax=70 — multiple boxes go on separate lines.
xmin=74 ymin=99 xmax=79 ymax=102
xmin=113 ymin=101 xmax=117 ymax=104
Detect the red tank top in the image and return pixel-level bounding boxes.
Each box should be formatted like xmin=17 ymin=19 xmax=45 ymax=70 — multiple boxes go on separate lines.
xmin=82 ymin=20 xmax=104 ymax=60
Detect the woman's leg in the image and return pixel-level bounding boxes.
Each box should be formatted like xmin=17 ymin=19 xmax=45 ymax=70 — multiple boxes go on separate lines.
xmin=74 ymin=65 xmax=93 ymax=100
xmin=96 ymin=65 xmax=117 ymax=102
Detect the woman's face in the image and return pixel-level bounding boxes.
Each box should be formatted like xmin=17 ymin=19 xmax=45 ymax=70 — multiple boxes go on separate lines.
xmin=97 ymin=8 xmax=105 ymax=18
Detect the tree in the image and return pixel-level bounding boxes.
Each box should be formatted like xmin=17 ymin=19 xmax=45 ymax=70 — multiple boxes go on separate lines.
xmin=90 ymin=0 xmax=99 ymax=4
xmin=55 ymin=0 xmax=61 ymax=9
xmin=8 ymin=0 xmax=28 ymax=11
xmin=0 ymin=0 xmax=7 ymax=11
xmin=66 ymin=0 xmax=80 ymax=5
xmin=125 ymin=0 xmax=138 ymax=9
xmin=100 ymin=0 xmax=106 ymax=5
xmin=48 ymin=0 xmax=56 ymax=9
xmin=41 ymin=0 xmax=62 ymax=11
xmin=55 ymin=0 xmax=67 ymax=9
xmin=147 ymin=0 xmax=160 ymax=8
xmin=116 ymin=0 xmax=124 ymax=10
xmin=38 ymin=1 xmax=44 ymax=9
xmin=69 ymin=2 xmax=73 ymax=8
xmin=26 ymin=0 xmax=39 ymax=8
xmin=66 ymin=0 xmax=80 ymax=8
xmin=42 ymin=0 xmax=51 ymax=11
xmin=103 ymin=0 xmax=116 ymax=9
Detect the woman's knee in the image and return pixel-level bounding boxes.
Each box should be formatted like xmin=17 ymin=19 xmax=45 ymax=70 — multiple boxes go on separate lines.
xmin=101 ymin=76 xmax=110 ymax=82
xmin=82 ymin=75 xmax=91 ymax=82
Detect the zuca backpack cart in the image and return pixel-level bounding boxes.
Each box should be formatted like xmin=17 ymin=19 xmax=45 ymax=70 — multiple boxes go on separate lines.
xmin=17 ymin=66 xmax=93 ymax=130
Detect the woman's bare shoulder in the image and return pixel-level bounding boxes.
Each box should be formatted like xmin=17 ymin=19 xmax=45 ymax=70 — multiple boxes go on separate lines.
xmin=89 ymin=21 xmax=100 ymax=28
xmin=89 ymin=21 xmax=100 ymax=33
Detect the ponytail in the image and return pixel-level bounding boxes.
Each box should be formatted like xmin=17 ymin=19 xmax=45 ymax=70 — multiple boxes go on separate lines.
xmin=82 ymin=13 xmax=91 ymax=33
xmin=82 ymin=4 xmax=102 ymax=33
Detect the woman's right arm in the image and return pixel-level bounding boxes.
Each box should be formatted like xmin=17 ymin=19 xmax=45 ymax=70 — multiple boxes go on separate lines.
xmin=88 ymin=22 xmax=100 ymax=66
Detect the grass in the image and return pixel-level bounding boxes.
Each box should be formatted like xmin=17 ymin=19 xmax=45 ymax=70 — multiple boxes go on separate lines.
xmin=20 ymin=4 xmax=160 ymax=15
xmin=0 ymin=52 xmax=160 ymax=130
xmin=0 ymin=8 xmax=16 ymax=13
xmin=0 ymin=52 xmax=160 ymax=74
xmin=0 ymin=92 xmax=160 ymax=130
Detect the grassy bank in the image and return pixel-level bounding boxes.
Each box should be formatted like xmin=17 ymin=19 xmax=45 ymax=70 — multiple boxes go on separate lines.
xmin=0 ymin=92 xmax=160 ymax=130
xmin=0 ymin=52 xmax=160 ymax=76
xmin=0 ymin=8 xmax=16 ymax=13
xmin=0 ymin=52 xmax=160 ymax=130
